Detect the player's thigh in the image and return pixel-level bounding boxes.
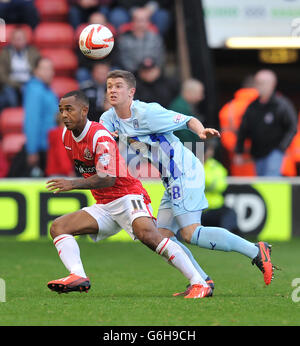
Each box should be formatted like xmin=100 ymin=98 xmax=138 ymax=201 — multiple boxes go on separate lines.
xmin=50 ymin=210 xmax=99 ymax=238
xmin=157 ymin=193 xmax=203 ymax=242
xmin=110 ymin=195 xmax=157 ymax=242
xmin=82 ymin=204 xmax=122 ymax=242
xmin=157 ymin=207 xmax=178 ymax=237
xmin=176 ymin=211 xmax=203 ymax=243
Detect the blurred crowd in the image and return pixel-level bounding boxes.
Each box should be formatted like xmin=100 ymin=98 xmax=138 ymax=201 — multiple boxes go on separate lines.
xmin=0 ymin=0 xmax=299 ymax=185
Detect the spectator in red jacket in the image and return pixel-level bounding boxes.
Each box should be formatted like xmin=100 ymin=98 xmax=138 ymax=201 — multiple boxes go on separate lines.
xmin=46 ymin=113 xmax=75 ymax=177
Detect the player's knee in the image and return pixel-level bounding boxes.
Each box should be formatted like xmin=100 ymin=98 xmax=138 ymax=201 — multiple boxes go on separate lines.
xmin=134 ymin=227 xmax=152 ymax=244
xmin=158 ymin=228 xmax=174 ymax=238
xmin=179 ymin=229 xmax=193 ymax=243
xmin=50 ymin=218 xmax=67 ymax=239
xmin=135 ymin=227 xmax=162 ymax=251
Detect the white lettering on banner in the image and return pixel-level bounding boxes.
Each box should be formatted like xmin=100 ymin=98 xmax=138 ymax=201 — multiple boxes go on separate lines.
xmin=0 ymin=278 xmax=6 ymax=302
xmin=225 ymin=194 xmax=265 ymax=233
xmin=291 ymin=18 xmax=300 ymax=37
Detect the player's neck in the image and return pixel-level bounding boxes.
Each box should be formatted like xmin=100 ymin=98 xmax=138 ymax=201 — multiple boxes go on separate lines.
xmin=72 ymin=119 xmax=88 ymax=137
xmin=114 ymin=101 xmax=132 ymax=119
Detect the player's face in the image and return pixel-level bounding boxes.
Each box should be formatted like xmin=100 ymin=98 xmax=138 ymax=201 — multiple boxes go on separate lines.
xmin=59 ymin=96 xmax=88 ymax=132
xmin=106 ymin=77 xmax=135 ymax=107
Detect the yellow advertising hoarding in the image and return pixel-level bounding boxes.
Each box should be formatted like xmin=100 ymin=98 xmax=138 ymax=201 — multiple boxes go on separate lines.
xmin=0 ymin=179 xmax=293 ymax=241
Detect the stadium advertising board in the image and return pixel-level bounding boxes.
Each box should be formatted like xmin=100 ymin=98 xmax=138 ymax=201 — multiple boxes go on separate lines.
xmin=202 ymin=0 xmax=300 ymax=48
xmin=0 ymin=179 xmax=297 ymax=241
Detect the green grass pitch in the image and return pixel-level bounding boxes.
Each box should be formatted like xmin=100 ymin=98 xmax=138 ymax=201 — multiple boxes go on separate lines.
xmin=0 ymin=237 xmax=299 ymax=326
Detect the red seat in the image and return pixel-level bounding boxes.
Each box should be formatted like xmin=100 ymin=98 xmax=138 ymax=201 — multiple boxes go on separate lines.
xmin=118 ymin=21 xmax=158 ymax=35
xmin=2 ymin=133 xmax=26 ymax=160
xmin=35 ymin=0 xmax=69 ymax=22
xmin=1 ymin=24 xmax=33 ymax=47
xmin=34 ymin=23 xmax=75 ymax=49
xmin=41 ymin=48 xmax=78 ymax=77
xmin=51 ymin=77 xmax=79 ymax=98
xmin=0 ymin=107 xmax=24 ymax=135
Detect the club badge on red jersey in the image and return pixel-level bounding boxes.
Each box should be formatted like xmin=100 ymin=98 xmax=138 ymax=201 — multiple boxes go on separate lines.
xmin=84 ymin=147 xmax=94 ymax=160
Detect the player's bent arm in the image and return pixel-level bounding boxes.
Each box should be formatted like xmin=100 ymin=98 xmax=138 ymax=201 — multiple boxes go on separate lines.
xmin=187 ymin=117 xmax=220 ymax=140
xmin=187 ymin=117 xmax=205 ymax=135
xmin=71 ymin=174 xmax=116 ymax=190
xmin=46 ymin=175 xmax=116 ymax=193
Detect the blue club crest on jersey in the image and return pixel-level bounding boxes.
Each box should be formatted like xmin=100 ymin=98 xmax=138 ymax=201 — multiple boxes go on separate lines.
xmin=133 ymin=118 xmax=139 ymax=129
xmin=113 ymin=119 xmax=120 ymax=131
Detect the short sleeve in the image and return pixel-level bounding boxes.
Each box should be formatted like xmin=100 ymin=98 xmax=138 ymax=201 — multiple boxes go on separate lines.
xmin=144 ymin=102 xmax=193 ymax=133
xmin=94 ymin=139 xmax=118 ymax=177
xmin=99 ymin=110 xmax=115 ymax=133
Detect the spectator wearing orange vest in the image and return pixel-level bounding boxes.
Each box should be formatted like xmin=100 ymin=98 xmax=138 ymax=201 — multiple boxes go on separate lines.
xmin=219 ymin=75 xmax=258 ymax=176
xmin=281 ymin=113 xmax=300 ymax=176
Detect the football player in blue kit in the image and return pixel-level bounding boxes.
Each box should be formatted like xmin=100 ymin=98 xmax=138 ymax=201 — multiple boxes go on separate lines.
xmin=100 ymin=70 xmax=274 ymax=296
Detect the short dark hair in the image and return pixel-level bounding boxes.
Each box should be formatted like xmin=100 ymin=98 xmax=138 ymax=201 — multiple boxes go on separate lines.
xmin=107 ymin=69 xmax=136 ymax=88
xmin=33 ymin=56 xmax=52 ymax=70
xmin=61 ymin=90 xmax=89 ymax=106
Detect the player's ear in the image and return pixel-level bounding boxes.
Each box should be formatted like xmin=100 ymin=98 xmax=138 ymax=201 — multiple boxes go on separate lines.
xmin=82 ymin=105 xmax=89 ymax=116
xmin=129 ymin=88 xmax=136 ymax=98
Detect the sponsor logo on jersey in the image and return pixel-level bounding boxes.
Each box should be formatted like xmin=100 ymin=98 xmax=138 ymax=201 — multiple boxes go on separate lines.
xmin=98 ymin=153 xmax=111 ymax=166
xmin=74 ymin=160 xmax=96 ymax=174
xmin=173 ymin=113 xmax=187 ymax=124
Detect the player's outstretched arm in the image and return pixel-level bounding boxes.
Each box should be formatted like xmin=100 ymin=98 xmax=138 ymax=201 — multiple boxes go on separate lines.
xmin=187 ymin=117 xmax=220 ymax=140
xmin=46 ymin=174 xmax=116 ymax=193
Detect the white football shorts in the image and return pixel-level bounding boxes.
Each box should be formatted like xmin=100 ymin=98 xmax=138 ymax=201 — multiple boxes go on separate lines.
xmin=82 ymin=194 xmax=154 ymax=242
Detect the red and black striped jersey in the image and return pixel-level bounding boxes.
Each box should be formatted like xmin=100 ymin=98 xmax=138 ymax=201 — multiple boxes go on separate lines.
xmin=62 ymin=120 xmax=151 ymax=205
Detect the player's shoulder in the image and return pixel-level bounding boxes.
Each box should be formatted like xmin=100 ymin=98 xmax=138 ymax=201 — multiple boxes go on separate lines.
xmin=90 ymin=121 xmax=114 ymax=138
xmin=90 ymin=121 xmax=114 ymax=140
xmin=133 ymin=99 xmax=167 ymax=117
xmin=100 ymin=106 xmax=115 ymax=120
xmin=90 ymin=122 xmax=115 ymax=149
xmin=133 ymin=99 xmax=164 ymax=109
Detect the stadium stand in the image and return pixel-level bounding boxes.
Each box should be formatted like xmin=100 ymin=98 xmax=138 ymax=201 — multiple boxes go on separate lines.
xmin=35 ymin=0 xmax=69 ymax=22
xmin=2 ymin=133 xmax=26 ymax=161
xmin=0 ymin=107 xmax=24 ymax=135
xmin=2 ymin=24 xmax=33 ymax=47
xmin=40 ymin=48 xmax=78 ymax=77
xmin=0 ymin=107 xmax=25 ymax=165
xmin=34 ymin=22 xmax=75 ymax=49
xmin=51 ymin=76 xmax=79 ymax=99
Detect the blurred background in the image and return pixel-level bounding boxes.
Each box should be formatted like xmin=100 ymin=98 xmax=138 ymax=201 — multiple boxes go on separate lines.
xmin=0 ymin=0 xmax=300 ymax=242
